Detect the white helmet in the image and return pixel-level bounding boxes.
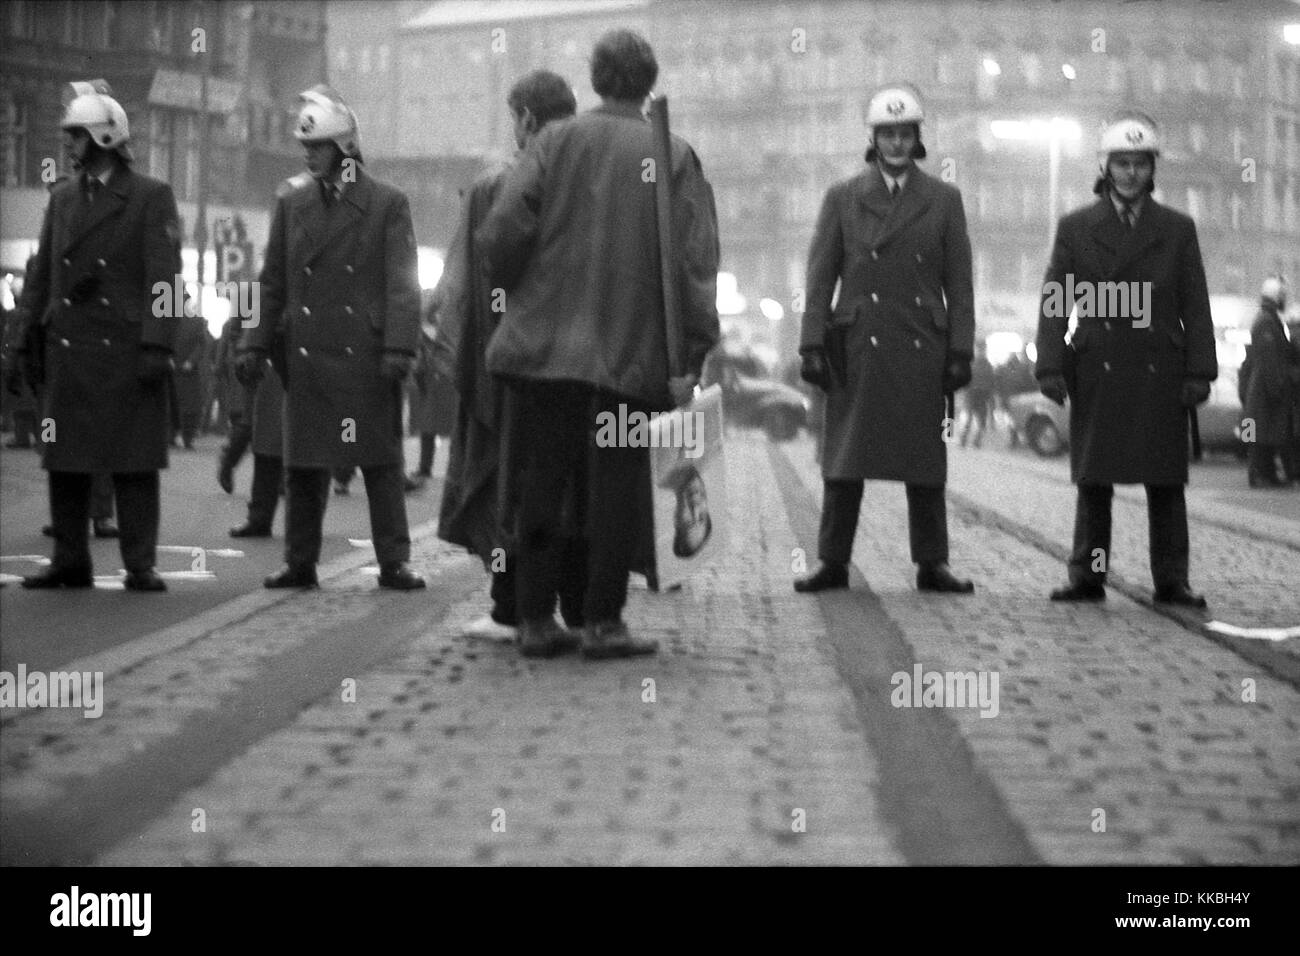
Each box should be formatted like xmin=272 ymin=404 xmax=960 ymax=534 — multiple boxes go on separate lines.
xmin=1261 ymin=275 xmax=1288 ymax=306
xmin=865 ymin=85 xmax=925 ymax=129
xmin=61 ymin=79 xmax=132 ymax=159
xmin=1099 ymin=113 xmax=1160 ymax=157
xmin=293 ymin=85 xmax=362 ymax=160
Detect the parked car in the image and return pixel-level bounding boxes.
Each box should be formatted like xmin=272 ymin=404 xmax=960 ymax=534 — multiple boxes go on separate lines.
xmin=1006 ymin=364 xmax=1247 ymax=459
xmin=702 ymin=347 xmax=811 ymax=442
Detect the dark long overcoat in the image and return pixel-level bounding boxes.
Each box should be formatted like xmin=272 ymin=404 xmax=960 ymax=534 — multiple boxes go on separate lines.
xmin=17 ymin=165 xmax=182 ymax=472
xmin=1034 ymin=197 xmax=1216 ymax=485
xmin=799 ymin=165 xmax=975 ymax=486
xmin=1244 ymin=303 xmax=1292 ymax=447
xmin=242 ymin=167 xmax=420 ymax=468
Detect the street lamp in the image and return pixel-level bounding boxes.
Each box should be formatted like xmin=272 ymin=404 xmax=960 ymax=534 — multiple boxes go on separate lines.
xmin=1284 ymin=24 xmax=1300 ymax=45
xmin=990 ymin=117 xmax=1082 ymax=229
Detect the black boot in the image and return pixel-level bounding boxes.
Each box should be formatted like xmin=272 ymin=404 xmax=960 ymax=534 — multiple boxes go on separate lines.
xmin=794 ymin=562 xmax=849 ymax=593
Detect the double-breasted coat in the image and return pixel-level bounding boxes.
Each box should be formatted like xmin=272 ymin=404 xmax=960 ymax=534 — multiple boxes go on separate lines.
xmin=242 ymin=167 xmax=420 ymax=469
xmin=800 ymin=166 xmax=975 ymax=486
xmin=1034 ymin=197 xmax=1216 ymax=486
xmin=1244 ymin=302 xmax=1293 ymax=447
xmin=16 ymin=165 xmax=182 ymax=472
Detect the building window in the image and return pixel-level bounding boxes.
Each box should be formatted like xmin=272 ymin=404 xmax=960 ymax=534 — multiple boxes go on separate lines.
xmin=1189 ymin=122 xmax=1206 ymax=155
xmin=336 ymin=46 xmax=349 ymax=71
xmin=64 ymin=0 xmax=86 ymax=45
xmin=377 ymin=44 xmax=389 ymax=73
xmin=1 ymin=94 xmax=31 ymax=187
xmin=1186 ymin=186 xmax=1203 ymax=222
xmin=1149 ymin=60 xmax=1165 ymax=95
xmin=7 ymin=0 xmax=32 ymax=38
xmin=1191 ymin=61 xmax=1210 ymax=93
xmin=150 ymin=0 xmax=174 ymax=53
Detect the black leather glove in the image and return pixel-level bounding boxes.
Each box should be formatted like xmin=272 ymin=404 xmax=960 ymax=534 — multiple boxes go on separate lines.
xmin=137 ymin=346 xmax=174 ymax=386
xmin=1039 ymin=373 xmax=1068 ymax=406
xmin=1181 ymin=378 xmax=1211 ymax=408
xmin=942 ymin=355 xmax=972 ymax=393
xmin=380 ymin=352 xmax=415 ymax=383
xmin=234 ymin=350 xmax=267 ymax=387
xmin=800 ymin=349 xmax=830 ymax=391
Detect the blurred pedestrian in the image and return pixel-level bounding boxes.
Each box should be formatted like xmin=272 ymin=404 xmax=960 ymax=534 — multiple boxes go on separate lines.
xmin=960 ymin=340 xmax=995 ymax=449
xmin=477 ymin=31 xmax=720 ymax=657
xmin=1035 ymin=112 xmax=1216 ymax=607
xmin=405 ymin=319 xmax=456 ymax=492
xmin=172 ymin=307 xmax=208 ymax=449
xmin=13 ymin=79 xmax=181 ymax=592
xmin=795 ymin=84 xmax=977 ymax=595
xmin=215 ymin=312 xmax=251 ymax=493
xmin=237 ymin=86 xmax=423 ymax=590
xmin=230 ymin=356 xmax=284 ymax=537
xmin=436 ymin=69 xmax=579 ymax=639
xmin=1243 ymin=275 xmax=1292 ymax=488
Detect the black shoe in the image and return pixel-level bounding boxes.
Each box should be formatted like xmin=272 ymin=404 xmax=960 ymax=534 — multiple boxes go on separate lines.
xmin=1153 ymin=583 xmax=1207 ymax=609
xmin=378 ymin=563 xmax=425 ymax=590
xmin=123 ymin=568 xmax=167 ymax=592
xmin=1050 ymin=581 xmax=1106 ymax=602
xmin=229 ymin=522 xmax=272 ymax=538
xmin=21 ymin=566 xmax=94 ymax=589
xmin=794 ymin=562 xmax=849 ymax=593
xmin=93 ymin=518 xmax=119 ymax=539
xmin=41 ymin=524 xmax=54 ymax=538
xmin=217 ymin=458 xmax=234 ymax=494
xmin=264 ymin=564 xmax=318 ymax=589
xmin=916 ymin=562 xmax=975 ymax=594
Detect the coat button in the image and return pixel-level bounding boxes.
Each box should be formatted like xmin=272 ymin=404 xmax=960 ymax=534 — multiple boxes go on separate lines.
xmin=302 ymin=307 xmax=311 ymax=316
xmin=915 ymin=253 xmax=923 ymax=263
xmin=345 ymin=265 xmax=354 ymax=274
xmin=1103 ymin=361 xmax=1111 ymax=371
xmin=100 ymin=297 xmax=109 ymax=306
xmin=1103 ymin=321 xmax=1112 ymax=330
xmin=870 ymin=250 xmax=879 ymax=260
xmin=97 ymin=259 xmax=106 ymax=267
xmin=870 ymin=293 xmax=879 ymax=303
xmin=344 ymin=306 xmax=354 ymax=315
xmin=299 ymin=347 xmax=308 ymax=356
xmin=62 ymin=257 xmax=71 ymax=266
xmin=870 ymin=336 xmax=879 ymax=347
xmin=914 ymin=339 xmax=921 ymax=349
xmin=1148 ymin=363 xmax=1156 ymax=373
xmin=914 ymin=296 xmax=922 ymax=306
xmin=303 ymin=266 xmax=312 ymax=276
xmin=102 ymin=338 xmax=110 ymax=346
xmin=345 ymin=346 xmax=353 ymax=355
xmin=62 ymin=297 xmax=71 ymax=306
xmin=60 ymin=338 xmax=70 ymax=347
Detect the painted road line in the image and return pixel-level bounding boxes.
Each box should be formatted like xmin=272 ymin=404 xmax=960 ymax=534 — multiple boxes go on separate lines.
xmin=1205 ymin=621 xmax=1300 ymax=642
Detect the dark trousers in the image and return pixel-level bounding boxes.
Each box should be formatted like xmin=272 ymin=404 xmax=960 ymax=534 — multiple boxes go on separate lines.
xmin=505 ymin=380 xmax=646 ymax=625
xmin=247 ymin=453 xmax=283 ymax=530
xmin=221 ymin=411 xmax=252 ymax=470
xmin=818 ymin=479 xmax=949 ymax=566
xmin=49 ymin=470 xmax=158 ymax=572
xmin=1249 ymin=443 xmax=1282 ymax=482
xmin=285 ymin=463 xmax=410 ymax=568
xmin=417 ymin=433 xmax=435 ymax=476
xmin=1068 ymin=483 xmax=1189 ymax=588
xmin=89 ymin=473 xmax=115 ymax=521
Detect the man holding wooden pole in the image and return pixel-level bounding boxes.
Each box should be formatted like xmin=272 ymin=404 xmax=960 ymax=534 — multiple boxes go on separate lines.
xmin=476 ymin=29 xmax=720 ymax=659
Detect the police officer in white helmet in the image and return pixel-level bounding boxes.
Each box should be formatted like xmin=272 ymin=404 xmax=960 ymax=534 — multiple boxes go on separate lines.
xmin=1034 ymin=111 xmax=1217 ymax=606
xmin=796 ymin=83 xmax=978 ymax=595
xmin=237 ymin=85 xmax=424 ymax=591
xmin=12 ymin=79 xmax=183 ymax=591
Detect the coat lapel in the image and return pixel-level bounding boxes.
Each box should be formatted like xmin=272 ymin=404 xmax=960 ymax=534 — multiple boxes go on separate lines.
xmin=300 ymin=170 xmax=371 ymax=268
xmin=857 ymin=166 xmax=934 ymax=253
xmin=1087 ymin=195 xmax=1164 ymax=281
xmin=62 ymin=167 xmax=133 ymax=257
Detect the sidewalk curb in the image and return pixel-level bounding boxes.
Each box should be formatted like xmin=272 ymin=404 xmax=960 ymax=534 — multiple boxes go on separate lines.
xmin=0 ymin=516 xmax=446 ymax=726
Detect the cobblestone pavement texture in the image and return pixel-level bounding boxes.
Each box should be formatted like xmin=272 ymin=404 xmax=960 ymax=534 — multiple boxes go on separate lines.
xmin=3 ymin=433 xmax=1296 ymax=865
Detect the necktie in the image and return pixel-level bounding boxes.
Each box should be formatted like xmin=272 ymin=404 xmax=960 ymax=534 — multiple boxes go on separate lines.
xmin=1119 ymin=204 xmax=1135 ymax=231
xmin=890 ymin=181 xmax=900 ymax=200
xmin=85 ymin=176 xmax=101 ymax=205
